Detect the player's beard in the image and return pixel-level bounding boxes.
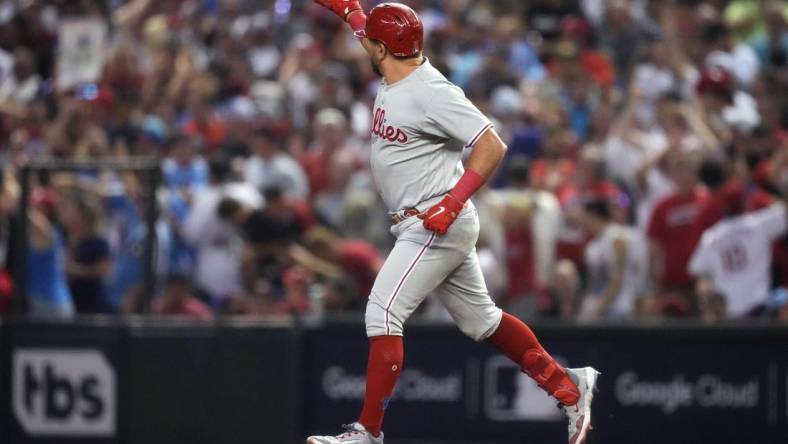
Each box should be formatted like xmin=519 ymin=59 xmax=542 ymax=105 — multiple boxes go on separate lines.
xmin=370 ymin=48 xmax=385 ymax=77
xmin=370 ymin=56 xmax=382 ymax=77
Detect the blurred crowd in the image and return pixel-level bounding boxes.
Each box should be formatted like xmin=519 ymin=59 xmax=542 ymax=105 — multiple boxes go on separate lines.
xmin=0 ymin=0 xmax=787 ymax=323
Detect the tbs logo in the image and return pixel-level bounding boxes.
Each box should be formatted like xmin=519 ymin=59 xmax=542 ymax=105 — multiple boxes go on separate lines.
xmin=12 ymin=348 xmax=117 ymax=436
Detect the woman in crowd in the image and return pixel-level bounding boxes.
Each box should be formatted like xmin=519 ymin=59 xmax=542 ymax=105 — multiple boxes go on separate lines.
xmin=63 ymin=195 xmax=112 ymax=314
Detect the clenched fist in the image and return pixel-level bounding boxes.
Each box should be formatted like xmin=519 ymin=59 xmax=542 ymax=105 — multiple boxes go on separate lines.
xmin=314 ymin=0 xmax=362 ymax=20
xmin=418 ymin=194 xmax=464 ymax=235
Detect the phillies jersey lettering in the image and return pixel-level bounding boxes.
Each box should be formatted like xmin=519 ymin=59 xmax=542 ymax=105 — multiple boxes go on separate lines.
xmin=372 ymin=108 xmax=409 ymax=143
xmin=369 ymin=58 xmax=493 ymax=213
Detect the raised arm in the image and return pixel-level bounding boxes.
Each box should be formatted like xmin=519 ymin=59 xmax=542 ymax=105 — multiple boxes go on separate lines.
xmin=28 ymin=208 xmax=54 ymax=250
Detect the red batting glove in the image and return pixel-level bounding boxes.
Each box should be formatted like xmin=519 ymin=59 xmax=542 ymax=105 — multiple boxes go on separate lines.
xmin=313 ymin=0 xmax=362 ymax=20
xmin=418 ymin=194 xmax=464 ymax=235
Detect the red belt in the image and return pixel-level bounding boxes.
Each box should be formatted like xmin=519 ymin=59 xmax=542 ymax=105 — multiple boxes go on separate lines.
xmin=390 ymin=207 xmax=421 ymax=225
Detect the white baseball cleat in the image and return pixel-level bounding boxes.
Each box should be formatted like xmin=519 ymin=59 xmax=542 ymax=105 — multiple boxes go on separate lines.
xmin=306 ymin=422 xmax=384 ymax=444
xmin=563 ymin=367 xmax=600 ymax=444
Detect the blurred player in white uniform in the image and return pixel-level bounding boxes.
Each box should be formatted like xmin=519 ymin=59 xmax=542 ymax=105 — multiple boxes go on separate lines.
xmin=307 ymin=3 xmax=599 ymax=444
xmin=689 ymin=191 xmax=787 ymax=318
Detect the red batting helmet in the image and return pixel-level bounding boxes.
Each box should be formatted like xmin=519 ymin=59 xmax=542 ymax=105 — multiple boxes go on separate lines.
xmin=356 ymin=2 xmax=424 ymax=57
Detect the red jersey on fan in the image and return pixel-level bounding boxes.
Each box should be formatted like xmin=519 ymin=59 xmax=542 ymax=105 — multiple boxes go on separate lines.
xmin=647 ymin=190 xmax=708 ymax=286
xmin=300 ymin=147 xmax=361 ymax=197
xmin=504 ymin=225 xmax=539 ymax=300
xmin=338 ymin=240 xmax=383 ymax=300
xmin=557 ymin=180 xmax=626 ymax=267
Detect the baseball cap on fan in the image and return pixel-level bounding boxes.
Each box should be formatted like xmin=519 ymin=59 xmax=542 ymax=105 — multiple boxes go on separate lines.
xmin=355 ymin=2 xmax=424 ymax=57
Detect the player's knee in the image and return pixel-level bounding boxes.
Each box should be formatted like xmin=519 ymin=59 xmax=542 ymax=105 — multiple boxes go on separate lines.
xmin=365 ymin=299 xmax=404 ymax=337
xmin=456 ymin=308 xmax=503 ymax=342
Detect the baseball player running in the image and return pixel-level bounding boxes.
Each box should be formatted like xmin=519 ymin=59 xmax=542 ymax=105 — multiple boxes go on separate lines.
xmin=308 ymin=3 xmax=600 ymax=444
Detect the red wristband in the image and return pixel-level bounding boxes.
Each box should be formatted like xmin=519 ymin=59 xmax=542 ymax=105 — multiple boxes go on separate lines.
xmin=450 ymin=169 xmax=486 ymax=203
xmin=347 ymin=11 xmax=367 ymax=33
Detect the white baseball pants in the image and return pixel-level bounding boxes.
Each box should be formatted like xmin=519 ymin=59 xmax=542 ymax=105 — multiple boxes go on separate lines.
xmin=365 ymin=206 xmax=503 ymax=341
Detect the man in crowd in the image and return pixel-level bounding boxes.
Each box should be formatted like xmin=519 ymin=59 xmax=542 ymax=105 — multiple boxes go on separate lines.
xmin=689 ymin=190 xmax=787 ymax=318
xmin=647 ymin=153 xmax=708 ymax=315
xmin=579 ymin=200 xmax=649 ymax=321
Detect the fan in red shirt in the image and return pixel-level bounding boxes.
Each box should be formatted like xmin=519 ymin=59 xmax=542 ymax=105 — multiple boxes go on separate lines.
xmin=493 ymin=158 xmax=554 ymax=316
xmin=306 ymin=227 xmax=383 ymax=305
xmin=647 ymin=153 xmax=708 ymax=314
xmin=500 ymin=197 xmax=543 ymax=312
xmin=554 ymin=147 xmax=628 ymax=268
xmin=299 ymin=108 xmax=362 ymax=197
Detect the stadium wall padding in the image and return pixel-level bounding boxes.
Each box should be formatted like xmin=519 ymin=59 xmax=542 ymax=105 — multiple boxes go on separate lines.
xmin=2 ymin=318 xmax=788 ymax=444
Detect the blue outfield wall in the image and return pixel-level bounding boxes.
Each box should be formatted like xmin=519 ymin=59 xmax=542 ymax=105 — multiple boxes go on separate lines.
xmin=1 ymin=318 xmax=788 ymax=444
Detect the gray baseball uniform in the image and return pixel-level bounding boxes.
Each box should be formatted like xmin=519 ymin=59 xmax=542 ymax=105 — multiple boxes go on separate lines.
xmin=365 ymin=58 xmax=502 ymax=341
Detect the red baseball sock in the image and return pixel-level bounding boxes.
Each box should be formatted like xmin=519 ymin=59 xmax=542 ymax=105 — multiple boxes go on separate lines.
xmin=487 ymin=312 xmax=579 ymax=405
xmin=358 ymin=335 xmax=403 ymax=437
